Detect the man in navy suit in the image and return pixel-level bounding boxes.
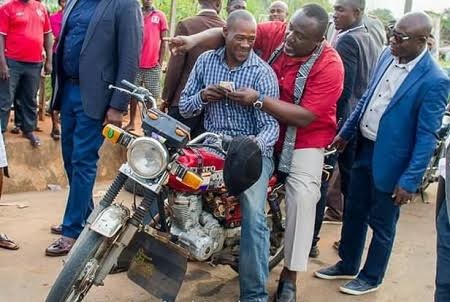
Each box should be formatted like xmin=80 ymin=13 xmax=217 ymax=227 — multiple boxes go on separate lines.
xmin=315 ymin=12 xmax=450 ymax=295
xmin=45 ymin=0 xmax=143 ymax=256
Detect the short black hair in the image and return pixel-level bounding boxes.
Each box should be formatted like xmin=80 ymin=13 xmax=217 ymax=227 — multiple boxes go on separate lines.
xmin=227 ymin=0 xmax=246 ymax=6
xmin=349 ymin=0 xmax=366 ymax=11
xmin=227 ymin=9 xmax=256 ymax=29
xmin=302 ymin=3 xmax=329 ymax=38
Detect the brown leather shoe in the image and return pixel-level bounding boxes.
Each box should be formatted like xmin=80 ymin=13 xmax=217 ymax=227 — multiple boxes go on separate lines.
xmin=45 ymin=236 xmax=76 ymax=257
xmin=50 ymin=224 xmax=62 ymax=235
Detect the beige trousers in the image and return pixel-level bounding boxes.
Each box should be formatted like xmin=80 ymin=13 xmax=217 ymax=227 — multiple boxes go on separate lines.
xmin=284 ymin=148 xmax=324 ymax=271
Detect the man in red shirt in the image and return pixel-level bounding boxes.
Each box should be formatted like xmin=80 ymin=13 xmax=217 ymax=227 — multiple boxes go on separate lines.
xmin=123 ymin=0 xmax=167 ymax=131
xmin=168 ymin=4 xmax=344 ymax=301
xmin=0 ymin=0 xmax=52 ymax=147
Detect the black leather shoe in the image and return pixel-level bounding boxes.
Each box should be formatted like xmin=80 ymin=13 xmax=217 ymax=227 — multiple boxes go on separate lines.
xmin=273 ymin=280 xmax=296 ymax=302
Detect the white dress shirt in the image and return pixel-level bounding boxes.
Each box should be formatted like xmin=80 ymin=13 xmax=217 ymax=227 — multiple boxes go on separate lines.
xmin=360 ymin=47 xmax=428 ymax=141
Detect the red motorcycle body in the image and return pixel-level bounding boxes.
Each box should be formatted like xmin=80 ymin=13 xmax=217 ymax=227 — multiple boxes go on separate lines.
xmin=168 ymin=147 xmax=226 ymax=193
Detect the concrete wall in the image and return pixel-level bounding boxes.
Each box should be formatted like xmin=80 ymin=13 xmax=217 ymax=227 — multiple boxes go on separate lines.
xmin=3 ymin=137 xmax=126 ymax=194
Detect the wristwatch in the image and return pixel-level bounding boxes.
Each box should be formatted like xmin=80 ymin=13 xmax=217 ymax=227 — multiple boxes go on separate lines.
xmin=252 ymin=93 xmax=264 ymax=110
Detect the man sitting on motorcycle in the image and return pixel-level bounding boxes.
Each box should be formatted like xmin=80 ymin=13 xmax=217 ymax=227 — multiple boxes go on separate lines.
xmin=178 ymin=10 xmax=280 ymax=302
xmin=170 ymin=4 xmax=344 ymax=301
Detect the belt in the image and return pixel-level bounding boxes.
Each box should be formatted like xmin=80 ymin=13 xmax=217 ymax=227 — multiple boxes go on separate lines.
xmin=65 ymin=77 xmax=80 ymax=84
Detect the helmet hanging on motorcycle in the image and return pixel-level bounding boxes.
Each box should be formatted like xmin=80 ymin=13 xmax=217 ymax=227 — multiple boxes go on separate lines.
xmin=223 ymin=136 xmax=262 ymax=196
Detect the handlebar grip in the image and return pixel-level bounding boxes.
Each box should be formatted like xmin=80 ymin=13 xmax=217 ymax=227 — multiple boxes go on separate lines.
xmin=121 ymin=79 xmax=138 ymax=90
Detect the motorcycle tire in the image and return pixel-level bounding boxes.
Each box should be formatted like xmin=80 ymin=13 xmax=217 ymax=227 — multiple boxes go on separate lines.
xmin=124 ymin=178 xmax=146 ymax=197
xmin=46 ymin=230 xmax=104 ymax=302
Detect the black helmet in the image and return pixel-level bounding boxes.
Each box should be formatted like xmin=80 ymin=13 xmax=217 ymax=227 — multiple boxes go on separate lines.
xmin=223 ymin=136 xmax=262 ymax=196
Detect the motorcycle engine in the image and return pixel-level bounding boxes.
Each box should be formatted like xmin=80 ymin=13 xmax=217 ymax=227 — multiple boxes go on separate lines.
xmin=169 ymin=194 xmax=225 ymax=261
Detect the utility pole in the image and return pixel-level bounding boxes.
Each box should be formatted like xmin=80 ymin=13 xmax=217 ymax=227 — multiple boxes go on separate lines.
xmin=404 ymin=0 xmax=413 ymax=14
xmin=169 ymin=0 xmax=177 ymax=37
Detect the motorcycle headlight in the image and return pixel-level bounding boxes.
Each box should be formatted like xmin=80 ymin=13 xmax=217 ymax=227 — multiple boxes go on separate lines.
xmin=127 ymin=137 xmax=169 ymax=179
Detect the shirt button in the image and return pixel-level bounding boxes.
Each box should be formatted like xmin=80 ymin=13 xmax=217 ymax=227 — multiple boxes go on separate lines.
xmin=370 ymin=109 xmax=373 ymax=111
xmin=281 ymin=77 xmax=284 ymax=80
xmin=378 ymin=94 xmax=381 ymax=97
xmin=365 ymin=125 xmax=368 ymax=127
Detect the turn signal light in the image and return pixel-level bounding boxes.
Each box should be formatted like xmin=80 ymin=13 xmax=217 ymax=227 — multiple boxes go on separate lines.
xmin=181 ymin=171 xmax=203 ymax=190
xmin=102 ymin=124 xmax=123 ymax=144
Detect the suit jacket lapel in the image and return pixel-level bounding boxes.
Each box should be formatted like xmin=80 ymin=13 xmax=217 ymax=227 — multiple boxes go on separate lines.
xmin=384 ymin=53 xmax=430 ymax=113
xmin=60 ymin=0 xmax=79 ymax=37
xmin=80 ymin=0 xmax=112 ymax=54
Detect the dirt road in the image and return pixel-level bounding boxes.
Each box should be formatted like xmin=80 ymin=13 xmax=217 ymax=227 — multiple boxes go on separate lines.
xmin=0 ymin=183 xmax=439 ymax=302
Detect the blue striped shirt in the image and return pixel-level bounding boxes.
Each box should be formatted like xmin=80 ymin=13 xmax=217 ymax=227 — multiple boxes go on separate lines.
xmin=179 ymin=47 xmax=280 ymax=157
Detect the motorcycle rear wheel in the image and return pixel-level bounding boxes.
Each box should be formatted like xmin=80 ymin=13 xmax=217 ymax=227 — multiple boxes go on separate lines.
xmin=46 ymin=230 xmax=104 ymax=302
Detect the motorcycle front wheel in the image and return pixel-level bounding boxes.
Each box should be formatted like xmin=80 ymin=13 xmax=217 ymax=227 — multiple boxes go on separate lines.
xmin=46 ymin=230 xmax=105 ymax=302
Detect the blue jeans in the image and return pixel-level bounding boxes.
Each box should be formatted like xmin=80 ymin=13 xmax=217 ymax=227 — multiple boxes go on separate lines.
xmin=436 ymin=185 xmax=450 ymax=302
xmin=60 ymin=82 xmax=104 ymax=239
xmin=239 ymin=156 xmax=273 ymax=302
xmin=337 ymin=137 xmax=400 ymax=286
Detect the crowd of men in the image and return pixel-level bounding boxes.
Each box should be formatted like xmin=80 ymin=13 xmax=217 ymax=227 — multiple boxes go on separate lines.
xmin=0 ymin=0 xmax=449 ymax=301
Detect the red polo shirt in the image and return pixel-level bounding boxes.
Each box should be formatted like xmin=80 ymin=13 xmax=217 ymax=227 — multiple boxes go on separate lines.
xmin=0 ymin=0 xmax=51 ymax=63
xmin=254 ymin=21 xmax=344 ymax=150
xmin=139 ymin=9 xmax=168 ymax=69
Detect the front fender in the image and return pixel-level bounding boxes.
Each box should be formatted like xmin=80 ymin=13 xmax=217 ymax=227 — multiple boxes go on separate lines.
xmin=90 ymin=204 xmax=130 ymax=238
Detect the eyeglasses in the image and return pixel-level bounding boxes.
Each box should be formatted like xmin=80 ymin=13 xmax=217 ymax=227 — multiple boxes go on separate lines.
xmin=391 ymin=30 xmax=412 ymax=43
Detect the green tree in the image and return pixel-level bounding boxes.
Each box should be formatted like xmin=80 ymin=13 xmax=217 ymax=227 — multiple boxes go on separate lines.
xmin=369 ymin=8 xmax=396 ymax=26
xmin=441 ymin=8 xmax=450 ymax=44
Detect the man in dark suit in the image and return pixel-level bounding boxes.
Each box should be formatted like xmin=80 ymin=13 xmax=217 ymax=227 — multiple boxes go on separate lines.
xmin=315 ymin=12 xmax=450 ymax=295
xmin=45 ymin=0 xmax=142 ymax=256
xmin=162 ymin=0 xmax=224 ymax=137
xmin=311 ymin=0 xmax=380 ymax=257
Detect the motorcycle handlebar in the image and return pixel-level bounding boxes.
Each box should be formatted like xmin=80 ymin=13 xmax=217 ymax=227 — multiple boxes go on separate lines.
xmin=121 ymin=79 xmax=138 ymax=91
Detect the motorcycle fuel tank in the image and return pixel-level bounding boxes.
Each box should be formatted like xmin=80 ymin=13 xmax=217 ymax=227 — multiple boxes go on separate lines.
xmin=168 ymin=147 xmax=226 ymax=193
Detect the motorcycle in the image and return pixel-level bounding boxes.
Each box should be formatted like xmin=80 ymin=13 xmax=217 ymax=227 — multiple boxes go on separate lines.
xmin=419 ymin=110 xmax=450 ymax=195
xmin=46 ymin=80 xmax=288 ymax=302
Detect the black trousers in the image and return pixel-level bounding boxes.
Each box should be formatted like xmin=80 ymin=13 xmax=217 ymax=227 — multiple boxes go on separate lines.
xmin=0 ymin=58 xmax=41 ymax=133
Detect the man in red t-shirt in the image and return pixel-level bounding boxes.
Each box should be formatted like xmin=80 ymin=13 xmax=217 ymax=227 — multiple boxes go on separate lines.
xmin=124 ymin=0 xmax=167 ymax=131
xmin=168 ymin=4 xmax=344 ymax=301
xmin=0 ymin=0 xmax=52 ymax=147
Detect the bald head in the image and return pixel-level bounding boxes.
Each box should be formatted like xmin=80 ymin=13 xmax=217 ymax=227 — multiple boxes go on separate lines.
xmin=269 ymin=1 xmax=289 ymax=22
xmin=390 ymin=12 xmax=432 ymax=63
xmin=397 ymin=12 xmax=432 ymax=37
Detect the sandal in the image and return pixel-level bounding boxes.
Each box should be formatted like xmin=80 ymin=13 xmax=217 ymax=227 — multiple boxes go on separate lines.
xmin=23 ymin=132 xmax=41 ymax=148
xmin=0 ymin=233 xmax=19 ymax=250
xmin=10 ymin=126 xmax=20 ymax=134
xmin=50 ymin=129 xmax=61 ymax=141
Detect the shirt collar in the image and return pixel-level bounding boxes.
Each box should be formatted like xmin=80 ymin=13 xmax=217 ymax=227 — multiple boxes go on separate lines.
xmin=197 ymin=9 xmax=218 ymax=15
xmin=394 ymin=47 xmax=427 ymax=72
xmin=336 ymin=22 xmax=365 ymax=40
xmin=214 ymin=47 xmax=260 ymax=69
